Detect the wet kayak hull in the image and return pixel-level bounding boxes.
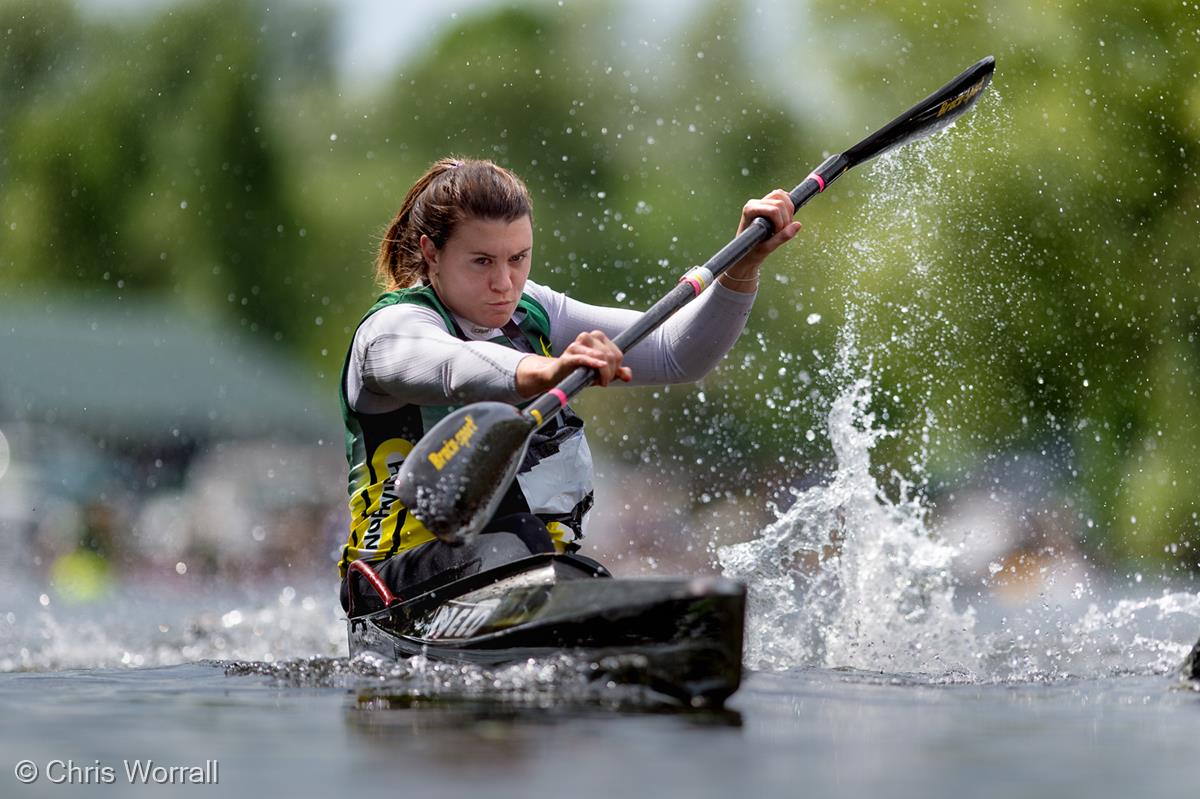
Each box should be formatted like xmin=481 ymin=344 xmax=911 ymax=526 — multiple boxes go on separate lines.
xmin=346 ymin=554 xmax=745 ymax=705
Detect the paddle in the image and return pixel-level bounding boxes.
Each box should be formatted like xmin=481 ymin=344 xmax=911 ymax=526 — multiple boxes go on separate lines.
xmin=395 ymin=55 xmax=996 ymax=544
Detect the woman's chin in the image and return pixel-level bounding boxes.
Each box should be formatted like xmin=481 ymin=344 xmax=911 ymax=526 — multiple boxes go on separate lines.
xmin=463 ymin=310 xmax=509 ymax=329
xmin=479 ymin=307 xmax=515 ymax=327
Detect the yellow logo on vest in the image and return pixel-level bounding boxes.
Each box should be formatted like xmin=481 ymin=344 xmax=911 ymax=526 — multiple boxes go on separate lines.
xmin=428 ymin=415 xmax=479 ymax=471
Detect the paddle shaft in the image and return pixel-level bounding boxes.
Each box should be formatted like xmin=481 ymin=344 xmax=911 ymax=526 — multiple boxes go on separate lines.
xmin=524 ymin=154 xmax=849 ymax=424
xmin=524 ymin=55 xmax=994 ymax=427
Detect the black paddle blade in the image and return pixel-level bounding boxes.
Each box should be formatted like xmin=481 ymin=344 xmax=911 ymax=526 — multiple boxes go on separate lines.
xmin=394 ymin=402 xmax=535 ymax=545
xmin=844 ymin=56 xmax=995 ymax=167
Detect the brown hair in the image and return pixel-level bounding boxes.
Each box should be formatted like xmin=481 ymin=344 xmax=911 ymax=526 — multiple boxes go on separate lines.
xmin=375 ymin=157 xmax=533 ymax=290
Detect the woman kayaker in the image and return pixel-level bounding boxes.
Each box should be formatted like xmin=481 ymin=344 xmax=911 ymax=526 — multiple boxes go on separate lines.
xmin=338 ymin=156 xmax=800 ymax=610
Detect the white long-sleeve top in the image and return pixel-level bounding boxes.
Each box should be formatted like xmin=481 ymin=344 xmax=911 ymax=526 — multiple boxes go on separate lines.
xmin=344 ymin=278 xmax=756 ymax=414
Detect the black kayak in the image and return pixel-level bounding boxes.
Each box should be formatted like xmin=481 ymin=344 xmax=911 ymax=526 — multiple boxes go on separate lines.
xmin=1183 ymin=636 xmax=1200 ymax=683
xmin=345 ymin=553 xmax=746 ymax=705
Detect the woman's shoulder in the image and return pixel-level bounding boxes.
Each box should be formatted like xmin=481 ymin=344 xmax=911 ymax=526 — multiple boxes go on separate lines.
xmin=353 ymin=299 xmax=449 ymax=346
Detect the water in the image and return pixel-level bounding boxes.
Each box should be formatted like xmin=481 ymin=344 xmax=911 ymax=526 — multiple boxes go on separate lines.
xmin=3 ymin=359 xmax=1197 ymax=796
xmin=1 ymin=662 xmax=1198 ymax=797
xmin=717 ymin=348 xmax=1200 ymax=684
xmin=719 ymin=364 xmax=978 ymax=675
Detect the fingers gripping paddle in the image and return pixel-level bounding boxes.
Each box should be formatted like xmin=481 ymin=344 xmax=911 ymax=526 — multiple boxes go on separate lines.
xmin=396 ymin=56 xmax=996 ymax=544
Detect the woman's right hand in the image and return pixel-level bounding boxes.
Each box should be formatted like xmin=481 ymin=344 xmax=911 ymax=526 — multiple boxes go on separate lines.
xmin=516 ymin=329 xmax=632 ymax=397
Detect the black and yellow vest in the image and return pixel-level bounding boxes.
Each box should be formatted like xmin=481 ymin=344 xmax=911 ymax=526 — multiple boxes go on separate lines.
xmin=337 ymin=285 xmax=594 ymax=577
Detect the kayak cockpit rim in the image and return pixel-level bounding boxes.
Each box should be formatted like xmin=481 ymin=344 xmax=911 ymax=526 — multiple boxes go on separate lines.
xmin=346 ymin=552 xmax=613 ymax=622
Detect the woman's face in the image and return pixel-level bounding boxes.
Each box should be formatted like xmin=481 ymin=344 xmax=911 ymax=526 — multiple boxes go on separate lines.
xmin=422 ymin=215 xmax=533 ymax=330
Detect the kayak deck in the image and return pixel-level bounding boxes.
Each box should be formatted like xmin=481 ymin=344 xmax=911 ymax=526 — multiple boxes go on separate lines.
xmin=347 ymin=554 xmax=746 ymax=705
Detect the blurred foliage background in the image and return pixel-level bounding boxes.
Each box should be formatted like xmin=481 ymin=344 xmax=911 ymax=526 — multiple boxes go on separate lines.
xmin=3 ymin=0 xmax=1200 ymax=581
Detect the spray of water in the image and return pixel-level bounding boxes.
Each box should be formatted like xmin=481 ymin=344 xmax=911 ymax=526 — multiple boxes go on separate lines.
xmin=719 ymin=318 xmax=1200 ymax=682
xmin=223 ymin=650 xmax=665 ymax=708
xmin=718 ymin=330 xmax=979 ymax=677
xmin=0 ymin=580 xmax=345 ymax=672
xmin=719 ymin=92 xmax=1200 ymax=684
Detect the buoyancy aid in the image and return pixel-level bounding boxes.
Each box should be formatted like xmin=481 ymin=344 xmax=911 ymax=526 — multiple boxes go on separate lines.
xmin=337 ymin=285 xmax=594 ymax=577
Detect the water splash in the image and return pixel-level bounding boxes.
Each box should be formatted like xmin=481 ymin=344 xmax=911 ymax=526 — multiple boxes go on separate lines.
xmin=713 ymin=85 xmax=983 ymax=675
xmin=718 ymin=329 xmax=1200 ymax=682
xmin=223 ymin=650 xmax=657 ymax=706
xmin=720 ymin=89 xmax=1200 ymax=684
xmin=982 ymin=591 xmax=1200 ymax=682
xmin=0 ymin=580 xmax=344 ymax=672
xmin=718 ymin=335 xmax=978 ymax=677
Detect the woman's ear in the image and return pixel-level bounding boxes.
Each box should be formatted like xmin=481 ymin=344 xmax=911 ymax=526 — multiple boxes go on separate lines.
xmin=418 ymin=234 xmax=439 ymax=274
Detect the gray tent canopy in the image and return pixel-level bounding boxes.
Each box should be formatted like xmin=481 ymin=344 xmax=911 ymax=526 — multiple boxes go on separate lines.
xmin=0 ymin=294 xmax=335 ymax=444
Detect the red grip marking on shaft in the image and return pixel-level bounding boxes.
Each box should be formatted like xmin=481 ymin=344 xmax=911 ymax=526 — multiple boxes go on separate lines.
xmin=549 ymin=388 xmax=568 ymax=408
xmin=682 ymin=276 xmax=703 ymax=296
xmin=807 ymin=172 xmax=826 ymax=192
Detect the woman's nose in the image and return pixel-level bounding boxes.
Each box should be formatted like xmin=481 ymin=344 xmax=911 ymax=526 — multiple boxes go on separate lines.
xmin=490 ymin=268 xmax=512 ymax=293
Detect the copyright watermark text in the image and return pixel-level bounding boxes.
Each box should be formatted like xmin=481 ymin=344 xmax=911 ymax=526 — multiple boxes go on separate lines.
xmin=13 ymin=759 xmax=219 ymax=785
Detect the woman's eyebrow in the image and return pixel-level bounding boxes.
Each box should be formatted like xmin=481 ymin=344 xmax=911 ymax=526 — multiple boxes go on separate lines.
xmin=468 ymin=246 xmax=531 ymax=257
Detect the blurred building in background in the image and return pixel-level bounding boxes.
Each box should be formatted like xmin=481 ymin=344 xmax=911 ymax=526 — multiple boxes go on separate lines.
xmin=0 ymin=295 xmax=343 ymax=595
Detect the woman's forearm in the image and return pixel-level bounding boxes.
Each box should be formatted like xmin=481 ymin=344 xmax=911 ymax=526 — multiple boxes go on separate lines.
xmin=531 ymin=279 xmax=756 ymax=386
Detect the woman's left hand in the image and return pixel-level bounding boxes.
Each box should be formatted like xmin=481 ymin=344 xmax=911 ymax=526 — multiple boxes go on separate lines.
xmin=720 ymin=190 xmax=803 ymax=290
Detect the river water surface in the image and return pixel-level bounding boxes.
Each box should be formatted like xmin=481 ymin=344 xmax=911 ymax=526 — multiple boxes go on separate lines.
xmin=2 ymin=369 xmax=1198 ymax=798
xmin=1 ymin=651 xmax=1197 ymax=797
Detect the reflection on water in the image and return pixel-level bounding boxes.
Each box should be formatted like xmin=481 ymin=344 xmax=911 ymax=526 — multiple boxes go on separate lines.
xmin=335 ymin=668 xmax=741 ymax=784
xmin=342 ymin=689 xmax=742 ymax=777
xmin=344 ymin=688 xmax=741 ymax=744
